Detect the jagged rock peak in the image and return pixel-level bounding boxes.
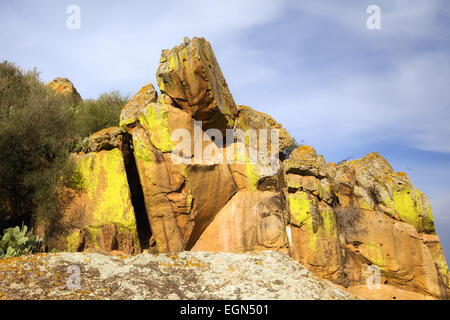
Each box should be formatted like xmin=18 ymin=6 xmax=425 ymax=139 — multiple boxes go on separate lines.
xmin=156 ymin=36 xmax=237 ymax=132
xmin=46 ymin=77 xmax=82 ymax=105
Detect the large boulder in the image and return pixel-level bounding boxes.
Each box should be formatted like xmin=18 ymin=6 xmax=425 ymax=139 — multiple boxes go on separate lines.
xmin=338 ymin=207 xmax=443 ymax=298
xmin=119 ymin=83 xmax=158 ymax=130
xmin=156 ymin=37 xmax=238 ymax=132
xmin=120 ymin=84 xmax=239 ymax=253
xmin=121 ymin=92 xmax=191 ymax=252
xmin=120 ymin=39 xmax=288 ymax=253
xmin=348 ymin=152 xmax=436 ymax=234
xmin=192 ymin=191 xmax=290 ymax=253
xmin=0 ymin=251 xmax=357 ymax=300
xmin=288 ymin=191 xmax=343 ymax=283
xmin=284 ymin=145 xmax=327 ymax=178
xmin=88 ymin=127 xmax=123 ymax=152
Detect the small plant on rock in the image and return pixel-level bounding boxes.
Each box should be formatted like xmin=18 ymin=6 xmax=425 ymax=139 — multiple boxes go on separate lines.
xmin=282 ymin=138 xmax=301 ymax=159
xmin=73 ymin=136 xmax=91 ymax=153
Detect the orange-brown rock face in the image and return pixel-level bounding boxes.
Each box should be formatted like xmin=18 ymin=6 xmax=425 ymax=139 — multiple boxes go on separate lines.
xmin=88 ymin=127 xmax=123 ymax=152
xmin=284 ymin=146 xmax=449 ymax=299
xmin=156 ymin=37 xmax=237 ymax=132
xmin=120 ymin=86 xmax=191 ymax=252
xmin=192 ymin=191 xmax=289 ymax=253
xmin=46 ymin=77 xmax=82 ymax=105
xmin=44 ymin=148 xmax=140 ymax=255
xmin=47 ymin=37 xmax=448 ymax=301
xmin=113 ymin=38 xmax=287 ymax=254
xmin=118 ymin=82 xmax=286 ymax=254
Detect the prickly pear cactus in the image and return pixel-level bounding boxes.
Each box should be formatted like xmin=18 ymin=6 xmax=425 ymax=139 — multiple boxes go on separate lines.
xmin=0 ymin=225 xmax=43 ymax=258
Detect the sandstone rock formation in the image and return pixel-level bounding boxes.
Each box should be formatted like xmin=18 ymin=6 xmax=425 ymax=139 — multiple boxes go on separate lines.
xmin=88 ymin=127 xmax=123 ymax=152
xmin=46 ymin=77 xmax=82 ymax=105
xmin=156 ymin=37 xmax=237 ymax=133
xmin=43 ymin=37 xmax=449 ymax=300
xmin=234 ymin=105 xmax=294 ymax=153
xmin=50 ymin=149 xmax=139 ymax=255
xmin=285 ymin=147 xmax=449 ymax=299
xmin=192 ymin=191 xmax=289 ymax=254
xmin=0 ymin=251 xmax=357 ymax=300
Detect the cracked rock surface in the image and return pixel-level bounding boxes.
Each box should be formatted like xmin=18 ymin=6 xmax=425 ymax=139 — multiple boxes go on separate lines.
xmin=0 ymin=251 xmax=357 ymax=300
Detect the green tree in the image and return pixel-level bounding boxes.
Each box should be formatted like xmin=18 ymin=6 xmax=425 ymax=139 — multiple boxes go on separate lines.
xmin=0 ymin=61 xmax=74 ymax=233
xmin=72 ymin=90 xmax=129 ymax=139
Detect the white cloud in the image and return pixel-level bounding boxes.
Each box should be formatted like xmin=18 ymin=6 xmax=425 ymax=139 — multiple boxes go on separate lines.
xmin=290 ymin=0 xmax=446 ymax=40
xmin=243 ymin=48 xmax=449 ymax=154
xmin=1 ymin=0 xmax=449 ymax=154
xmin=0 ymin=0 xmax=286 ymax=98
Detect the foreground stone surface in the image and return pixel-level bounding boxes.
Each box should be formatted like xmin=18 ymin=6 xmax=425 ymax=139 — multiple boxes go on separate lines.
xmin=0 ymin=251 xmax=357 ymax=300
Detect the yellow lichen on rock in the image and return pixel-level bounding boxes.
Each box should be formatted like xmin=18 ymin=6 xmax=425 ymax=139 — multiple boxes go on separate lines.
xmin=156 ymin=37 xmax=237 ymax=133
xmin=46 ymin=77 xmax=82 ymax=105
xmin=73 ymin=149 xmax=135 ymax=228
xmin=57 ymin=149 xmax=139 ymax=254
xmin=138 ymin=103 xmax=173 ymax=152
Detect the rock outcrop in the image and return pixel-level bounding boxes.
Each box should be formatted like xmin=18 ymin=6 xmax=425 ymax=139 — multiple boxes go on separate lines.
xmin=0 ymin=251 xmax=357 ymax=300
xmin=234 ymin=105 xmax=294 ymax=153
xmin=41 ymin=37 xmax=449 ymax=300
xmin=88 ymin=127 xmax=123 ymax=152
xmin=285 ymin=147 xmax=449 ymax=299
xmin=156 ymin=37 xmax=237 ymax=132
xmin=47 ymin=77 xmax=82 ymax=105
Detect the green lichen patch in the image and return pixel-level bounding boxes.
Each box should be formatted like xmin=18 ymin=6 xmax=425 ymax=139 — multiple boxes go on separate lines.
xmin=321 ymin=209 xmax=337 ymax=238
xmin=233 ymin=146 xmax=260 ymax=191
xmin=392 ymin=186 xmax=421 ymax=230
xmin=66 ymin=230 xmax=81 ymax=252
xmin=132 ymin=132 xmax=156 ymax=185
xmin=391 ymin=185 xmax=436 ymax=234
xmin=139 ymin=103 xmax=173 ymax=153
xmin=289 ymin=192 xmax=311 ymax=226
xmin=415 ymin=189 xmax=436 ymax=234
xmin=71 ymin=149 xmax=137 ymax=232
xmin=133 ymin=133 xmax=156 ymax=164
xmin=359 ymin=241 xmax=385 ymax=268
xmin=289 ymin=192 xmax=339 ymax=253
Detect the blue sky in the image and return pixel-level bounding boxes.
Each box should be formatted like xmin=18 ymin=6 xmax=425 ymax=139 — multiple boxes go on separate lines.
xmin=1 ymin=0 xmax=449 ymax=259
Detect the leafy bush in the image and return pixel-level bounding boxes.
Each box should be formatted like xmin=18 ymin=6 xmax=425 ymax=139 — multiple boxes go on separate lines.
xmin=72 ymin=90 xmax=129 ymax=139
xmin=73 ymin=136 xmax=91 ymax=153
xmin=0 ymin=61 xmax=74 ymax=231
xmin=282 ymin=138 xmax=301 ymax=159
xmin=0 ymin=225 xmax=43 ymax=258
xmin=337 ymin=156 xmax=353 ymax=165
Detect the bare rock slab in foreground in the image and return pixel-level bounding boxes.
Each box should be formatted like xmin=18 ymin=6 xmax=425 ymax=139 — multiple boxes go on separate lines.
xmin=0 ymin=251 xmax=357 ymax=300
